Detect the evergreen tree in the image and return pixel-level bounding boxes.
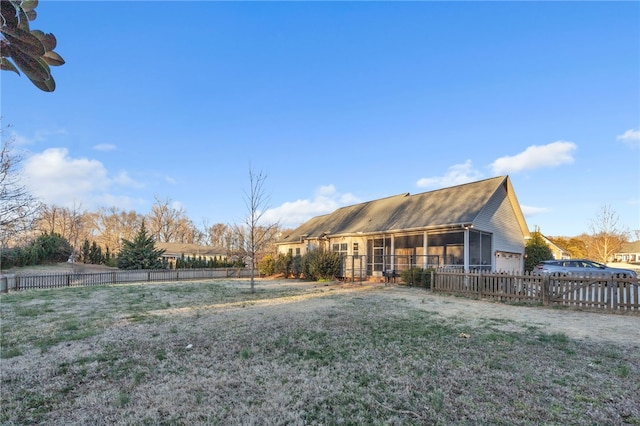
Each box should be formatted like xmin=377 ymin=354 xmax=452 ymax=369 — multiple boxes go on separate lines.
xmin=525 ymin=228 xmax=553 ymax=272
xmin=117 ymin=222 xmax=166 ymax=270
xmin=105 ymin=246 xmax=112 ymax=265
xmin=81 ymin=239 xmax=91 ymax=263
xmin=89 ymin=241 xmax=103 ymax=264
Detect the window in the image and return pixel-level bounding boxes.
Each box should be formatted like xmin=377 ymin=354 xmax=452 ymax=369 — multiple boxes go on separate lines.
xmin=469 ymin=230 xmax=492 ymax=268
xmin=332 ymin=243 xmax=348 ymax=255
xmin=353 ymin=242 xmax=359 ymax=256
xmin=295 ymin=248 xmax=300 ymax=256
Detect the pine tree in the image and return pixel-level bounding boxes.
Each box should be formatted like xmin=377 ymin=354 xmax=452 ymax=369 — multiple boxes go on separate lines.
xmin=117 ymin=222 xmax=166 ymax=270
xmin=525 ymin=228 xmax=553 ymax=272
xmin=81 ymin=239 xmax=90 ymax=263
xmin=89 ymin=241 xmax=103 ymax=264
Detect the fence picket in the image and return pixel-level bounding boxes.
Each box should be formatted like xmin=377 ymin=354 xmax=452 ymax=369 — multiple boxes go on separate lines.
xmin=432 ymin=268 xmax=639 ymax=313
xmin=1 ymin=268 xmax=253 ymax=293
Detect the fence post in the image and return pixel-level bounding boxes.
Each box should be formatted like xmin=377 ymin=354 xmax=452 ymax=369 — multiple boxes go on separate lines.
xmin=608 ymin=277 xmax=616 ymax=310
xmin=0 ymin=276 xmax=7 ymax=293
xmin=542 ymin=275 xmax=550 ymax=305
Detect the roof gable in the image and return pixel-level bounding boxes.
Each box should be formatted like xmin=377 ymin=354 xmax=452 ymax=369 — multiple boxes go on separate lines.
xmin=281 ymin=176 xmax=527 ymax=242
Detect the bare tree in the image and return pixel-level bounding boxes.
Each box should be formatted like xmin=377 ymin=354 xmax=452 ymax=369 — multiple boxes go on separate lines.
xmin=147 ymin=196 xmax=198 ymax=243
xmin=90 ymin=207 xmax=143 ymax=254
xmin=0 ymin=133 xmax=42 ymax=259
xmin=207 ymin=223 xmax=230 ymax=248
xmin=242 ymin=167 xmax=279 ymax=293
xmin=36 ymin=203 xmax=86 ymax=259
xmin=589 ymin=205 xmax=628 ymax=263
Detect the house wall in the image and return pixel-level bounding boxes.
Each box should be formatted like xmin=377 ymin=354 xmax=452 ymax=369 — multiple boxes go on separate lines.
xmin=474 ymin=186 xmax=526 ymax=271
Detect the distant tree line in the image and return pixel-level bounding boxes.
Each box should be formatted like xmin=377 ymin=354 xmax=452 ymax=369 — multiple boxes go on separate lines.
xmin=175 ymin=254 xmax=239 ymax=269
xmin=1 ymin=198 xmax=288 ymax=271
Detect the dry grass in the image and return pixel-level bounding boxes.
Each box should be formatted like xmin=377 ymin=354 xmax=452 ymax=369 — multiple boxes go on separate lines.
xmin=1 ymin=279 xmax=639 ymax=425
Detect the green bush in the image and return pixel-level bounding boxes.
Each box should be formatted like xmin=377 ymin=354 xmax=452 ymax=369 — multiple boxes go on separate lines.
xmin=274 ymin=252 xmax=292 ymax=277
xmin=525 ymin=230 xmax=553 ymax=272
xmin=301 ymin=249 xmax=342 ymax=281
xmin=0 ymin=232 xmax=73 ymax=269
xmin=400 ymin=267 xmax=433 ymax=289
xmin=258 ymin=254 xmax=276 ymax=276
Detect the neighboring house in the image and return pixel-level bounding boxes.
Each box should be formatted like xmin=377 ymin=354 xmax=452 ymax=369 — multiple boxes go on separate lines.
xmin=155 ymin=242 xmax=227 ymax=268
xmin=613 ymin=241 xmax=640 ymax=263
xmin=277 ymin=176 xmax=530 ymax=278
xmin=542 ymin=235 xmax=571 ymax=260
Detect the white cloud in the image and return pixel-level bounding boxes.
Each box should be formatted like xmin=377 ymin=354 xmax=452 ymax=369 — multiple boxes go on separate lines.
xmin=10 ymin=128 xmax=67 ymax=146
xmin=617 ymin=129 xmax=640 ymax=148
xmin=490 ymin=141 xmax=577 ymax=175
xmin=93 ymin=143 xmax=117 ymax=152
xmin=9 ymin=131 xmax=32 ymax=147
xmin=520 ymin=205 xmax=550 ymax=217
xmin=262 ymin=186 xmax=360 ymax=228
xmin=416 ymin=160 xmax=483 ymax=189
xmin=22 ymin=147 xmax=142 ymax=210
xmin=113 ymin=171 xmax=144 ymax=188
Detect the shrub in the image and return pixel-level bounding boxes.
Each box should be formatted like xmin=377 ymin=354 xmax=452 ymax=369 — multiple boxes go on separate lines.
xmin=258 ymin=254 xmax=276 ymax=276
xmin=525 ymin=230 xmax=553 ymax=272
xmin=301 ymin=249 xmax=342 ymax=281
xmin=0 ymin=233 xmax=73 ymax=269
xmin=291 ymin=255 xmax=302 ymax=279
xmin=274 ymin=253 xmax=292 ymax=277
xmin=400 ymin=267 xmax=434 ymax=289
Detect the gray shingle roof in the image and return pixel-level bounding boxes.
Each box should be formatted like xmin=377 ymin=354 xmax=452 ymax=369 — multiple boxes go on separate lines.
xmin=281 ymin=176 xmax=512 ymax=242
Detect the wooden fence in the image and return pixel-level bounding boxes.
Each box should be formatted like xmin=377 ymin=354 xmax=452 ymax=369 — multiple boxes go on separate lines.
xmin=0 ymin=268 xmax=252 ymax=292
xmin=432 ymin=269 xmax=639 ymax=312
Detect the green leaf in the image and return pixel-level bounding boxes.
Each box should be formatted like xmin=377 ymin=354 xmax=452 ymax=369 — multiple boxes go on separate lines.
xmin=42 ymin=50 xmax=64 ymax=66
xmin=7 ymin=44 xmax=51 ymax=82
xmin=31 ymin=30 xmax=57 ymax=51
xmin=1 ymin=2 xmax=19 ymax=28
xmin=2 ymin=26 xmax=45 ymax=56
xmin=20 ymin=0 xmax=39 ymax=13
xmin=16 ymin=6 xmax=31 ymax=31
xmin=25 ymin=8 xmax=36 ymax=21
xmin=31 ymin=75 xmax=55 ymax=92
xmin=0 ymin=58 xmax=21 ymax=74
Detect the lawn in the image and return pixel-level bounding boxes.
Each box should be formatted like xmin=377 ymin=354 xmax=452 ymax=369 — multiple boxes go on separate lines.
xmin=1 ymin=279 xmax=638 ymax=425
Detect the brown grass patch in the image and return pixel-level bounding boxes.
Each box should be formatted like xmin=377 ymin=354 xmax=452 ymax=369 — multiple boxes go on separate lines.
xmin=1 ymin=279 xmax=639 ymax=425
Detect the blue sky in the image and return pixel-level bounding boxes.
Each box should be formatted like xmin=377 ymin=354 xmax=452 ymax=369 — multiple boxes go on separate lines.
xmin=2 ymin=1 xmax=639 ymax=237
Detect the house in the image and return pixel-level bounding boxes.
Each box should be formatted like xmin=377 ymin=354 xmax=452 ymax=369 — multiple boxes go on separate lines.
xmin=277 ymin=176 xmax=530 ymax=279
xmin=155 ymin=242 xmax=227 ymax=268
xmin=542 ymin=235 xmax=571 ymax=260
xmin=613 ymin=241 xmax=640 ymax=264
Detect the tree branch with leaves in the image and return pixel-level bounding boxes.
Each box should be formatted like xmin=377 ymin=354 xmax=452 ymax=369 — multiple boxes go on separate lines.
xmin=1 ymin=0 xmax=64 ymax=92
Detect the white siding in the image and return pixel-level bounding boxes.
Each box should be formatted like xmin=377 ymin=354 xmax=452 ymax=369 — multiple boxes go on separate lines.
xmin=473 ymin=184 xmax=526 ymax=269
